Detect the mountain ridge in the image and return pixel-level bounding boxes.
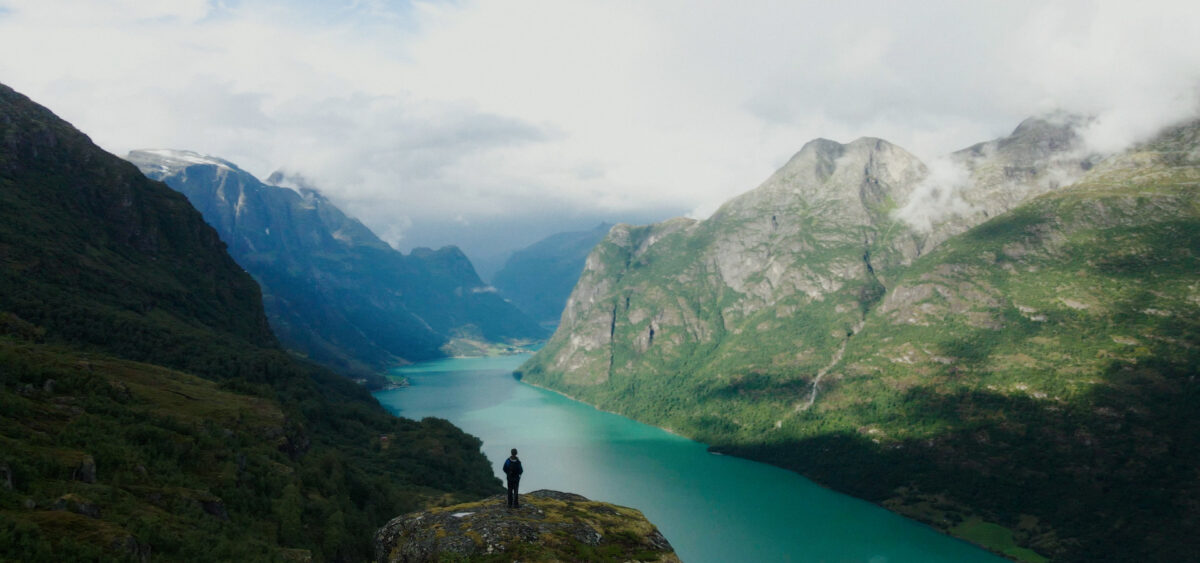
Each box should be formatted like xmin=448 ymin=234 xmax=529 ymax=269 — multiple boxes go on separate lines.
xmin=128 ymin=149 xmax=545 ymax=378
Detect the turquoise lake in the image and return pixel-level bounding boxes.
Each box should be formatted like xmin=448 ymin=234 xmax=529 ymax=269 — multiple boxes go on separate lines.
xmin=373 ymin=354 xmax=1006 ymax=563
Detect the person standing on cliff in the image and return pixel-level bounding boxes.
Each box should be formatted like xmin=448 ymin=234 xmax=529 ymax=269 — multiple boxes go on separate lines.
xmin=503 ymin=448 xmax=523 ymax=508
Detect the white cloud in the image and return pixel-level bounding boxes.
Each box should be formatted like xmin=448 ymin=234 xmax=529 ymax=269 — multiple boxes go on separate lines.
xmin=893 ymin=157 xmax=973 ymax=232
xmin=0 ymin=0 xmax=211 ymax=23
xmin=1 ymin=0 xmax=1198 ymax=256
xmin=1007 ymin=1 xmax=1200 ymax=153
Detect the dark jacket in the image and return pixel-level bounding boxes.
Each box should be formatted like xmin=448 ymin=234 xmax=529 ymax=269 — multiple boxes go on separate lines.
xmin=503 ymin=456 xmax=523 ymax=480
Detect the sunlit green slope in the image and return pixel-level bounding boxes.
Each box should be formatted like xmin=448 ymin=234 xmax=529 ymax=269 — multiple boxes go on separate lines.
xmin=521 ymin=119 xmax=1200 ymax=561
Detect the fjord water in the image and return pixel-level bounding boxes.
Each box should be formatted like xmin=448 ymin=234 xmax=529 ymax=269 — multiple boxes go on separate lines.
xmin=374 ymin=355 xmax=1004 ymax=563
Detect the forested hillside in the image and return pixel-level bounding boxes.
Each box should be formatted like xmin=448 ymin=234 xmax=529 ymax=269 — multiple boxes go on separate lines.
xmin=0 ymin=82 xmax=500 ymax=561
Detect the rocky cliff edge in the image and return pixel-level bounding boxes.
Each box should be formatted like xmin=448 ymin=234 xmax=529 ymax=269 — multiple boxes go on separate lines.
xmin=375 ymin=490 xmax=679 ymax=562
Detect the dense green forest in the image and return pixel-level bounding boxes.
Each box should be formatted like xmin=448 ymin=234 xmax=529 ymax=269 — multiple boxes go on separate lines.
xmin=0 ymin=337 xmax=498 ymax=561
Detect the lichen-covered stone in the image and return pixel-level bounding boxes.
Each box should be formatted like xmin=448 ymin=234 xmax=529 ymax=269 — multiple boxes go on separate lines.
xmin=375 ymin=489 xmax=679 ymax=562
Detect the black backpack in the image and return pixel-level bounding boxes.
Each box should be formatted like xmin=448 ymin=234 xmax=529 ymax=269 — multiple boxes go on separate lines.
xmin=504 ymin=458 xmax=522 ymax=477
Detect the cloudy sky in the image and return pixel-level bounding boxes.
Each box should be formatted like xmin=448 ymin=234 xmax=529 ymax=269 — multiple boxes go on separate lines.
xmin=2 ymin=0 xmax=1198 ymax=276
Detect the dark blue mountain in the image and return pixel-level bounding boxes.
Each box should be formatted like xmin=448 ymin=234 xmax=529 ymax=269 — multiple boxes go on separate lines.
xmin=129 ymin=150 xmax=545 ymax=377
xmin=492 ymin=223 xmax=612 ymax=323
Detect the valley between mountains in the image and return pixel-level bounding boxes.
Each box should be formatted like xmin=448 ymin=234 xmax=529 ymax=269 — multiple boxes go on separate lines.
xmin=2 ymin=74 xmax=1197 ymax=562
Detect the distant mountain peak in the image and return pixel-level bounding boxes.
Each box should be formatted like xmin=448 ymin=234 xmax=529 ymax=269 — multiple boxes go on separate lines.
xmin=1010 ymin=111 xmax=1089 ymax=138
xmin=129 ymin=151 xmax=545 ymax=372
xmin=126 ymin=149 xmax=241 ymax=174
xmin=793 ymin=136 xmax=900 ymax=158
xmin=715 ymin=133 xmax=924 ymax=231
xmin=492 ymin=223 xmax=617 ymax=322
xmin=776 ymin=135 xmax=918 ymax=184
xmin=796 ymin=136 xmax=845 ymax=157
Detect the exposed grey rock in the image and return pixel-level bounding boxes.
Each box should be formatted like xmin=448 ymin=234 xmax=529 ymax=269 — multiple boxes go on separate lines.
xmin=907 ymin=113 xmax=1101 ymax=247
xmin=528 ymin=134 xmax=929 ymax=391
xmin=525 ymin=115 xmax=1114 ymax=406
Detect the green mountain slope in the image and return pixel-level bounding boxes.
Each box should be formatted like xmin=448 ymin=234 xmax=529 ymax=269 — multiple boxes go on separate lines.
xmin=520 ymin=119 xmax=1200 ymax=561
xmin=0 ymin=90 xmax=276 ymax=372
xmin=0 ymin=83 xmax=501 ymax=561
xmin=0 ymin=339 xmax=498 ymax=562
xmin=491 ymin=223 xmax=613 ymax=323
xmin=522 ymin=136 xmax=929 ymax=430
xmin=127 ymin=151 xmax=545 ymax=379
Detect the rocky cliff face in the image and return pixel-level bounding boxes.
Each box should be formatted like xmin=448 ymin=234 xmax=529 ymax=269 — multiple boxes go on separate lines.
xmin=374 ymin=490 xmax=678 ymax=563
xmin=128 ymin=149 xmax=545 ymax=377
xmin=521 ymin=116 xmax=1200 ymax=561
xmin=523 ymin=118 xmax=1111 ymax=418
xmin=522 ymin=136 xmax=931 ymax=418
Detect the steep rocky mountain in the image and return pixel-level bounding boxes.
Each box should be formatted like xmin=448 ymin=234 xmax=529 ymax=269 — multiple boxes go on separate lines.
xmin=524 ymin=135 xmax=928 ymax=400
xmin=0 ymin=82 xmax=500 ymax=560
xmin=912 ymin=114 xmax=1100 ymax=248
xmin=520 ymin=117 xmax=1200 ymax=561
xmin=954 ymin=114 xmax=1095 ymax=214
xmin=128 ymin=150 xmax=545 ymax=378
xmin=491 ymin=222 xmax=613 ymax=323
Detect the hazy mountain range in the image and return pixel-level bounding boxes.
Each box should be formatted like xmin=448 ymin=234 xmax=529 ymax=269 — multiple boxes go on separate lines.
xmin=520 ymin=116 xmax=1200 ymax=561
xmin=491 ymin=222 xmax=613 ymax=324
xmin=127 ymin=150 xmax=545 ymax=380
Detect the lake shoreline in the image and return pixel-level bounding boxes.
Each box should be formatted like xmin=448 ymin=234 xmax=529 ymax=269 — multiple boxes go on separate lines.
xmin=517 ymin=371 xmax=1025 ymax=562
xmin=520 ymin=379 xmax=687 ymax=438
xmin=380 ymin=355 xmax=1008 ymax=562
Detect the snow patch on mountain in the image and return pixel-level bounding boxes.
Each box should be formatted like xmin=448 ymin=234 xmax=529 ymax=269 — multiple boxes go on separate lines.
xmin=126 ymin=149 xmax=240 ymax=174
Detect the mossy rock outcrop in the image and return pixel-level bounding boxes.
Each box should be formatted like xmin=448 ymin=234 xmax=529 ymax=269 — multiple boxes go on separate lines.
xmin=375 ymin=490 xmax=679 ymax=562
